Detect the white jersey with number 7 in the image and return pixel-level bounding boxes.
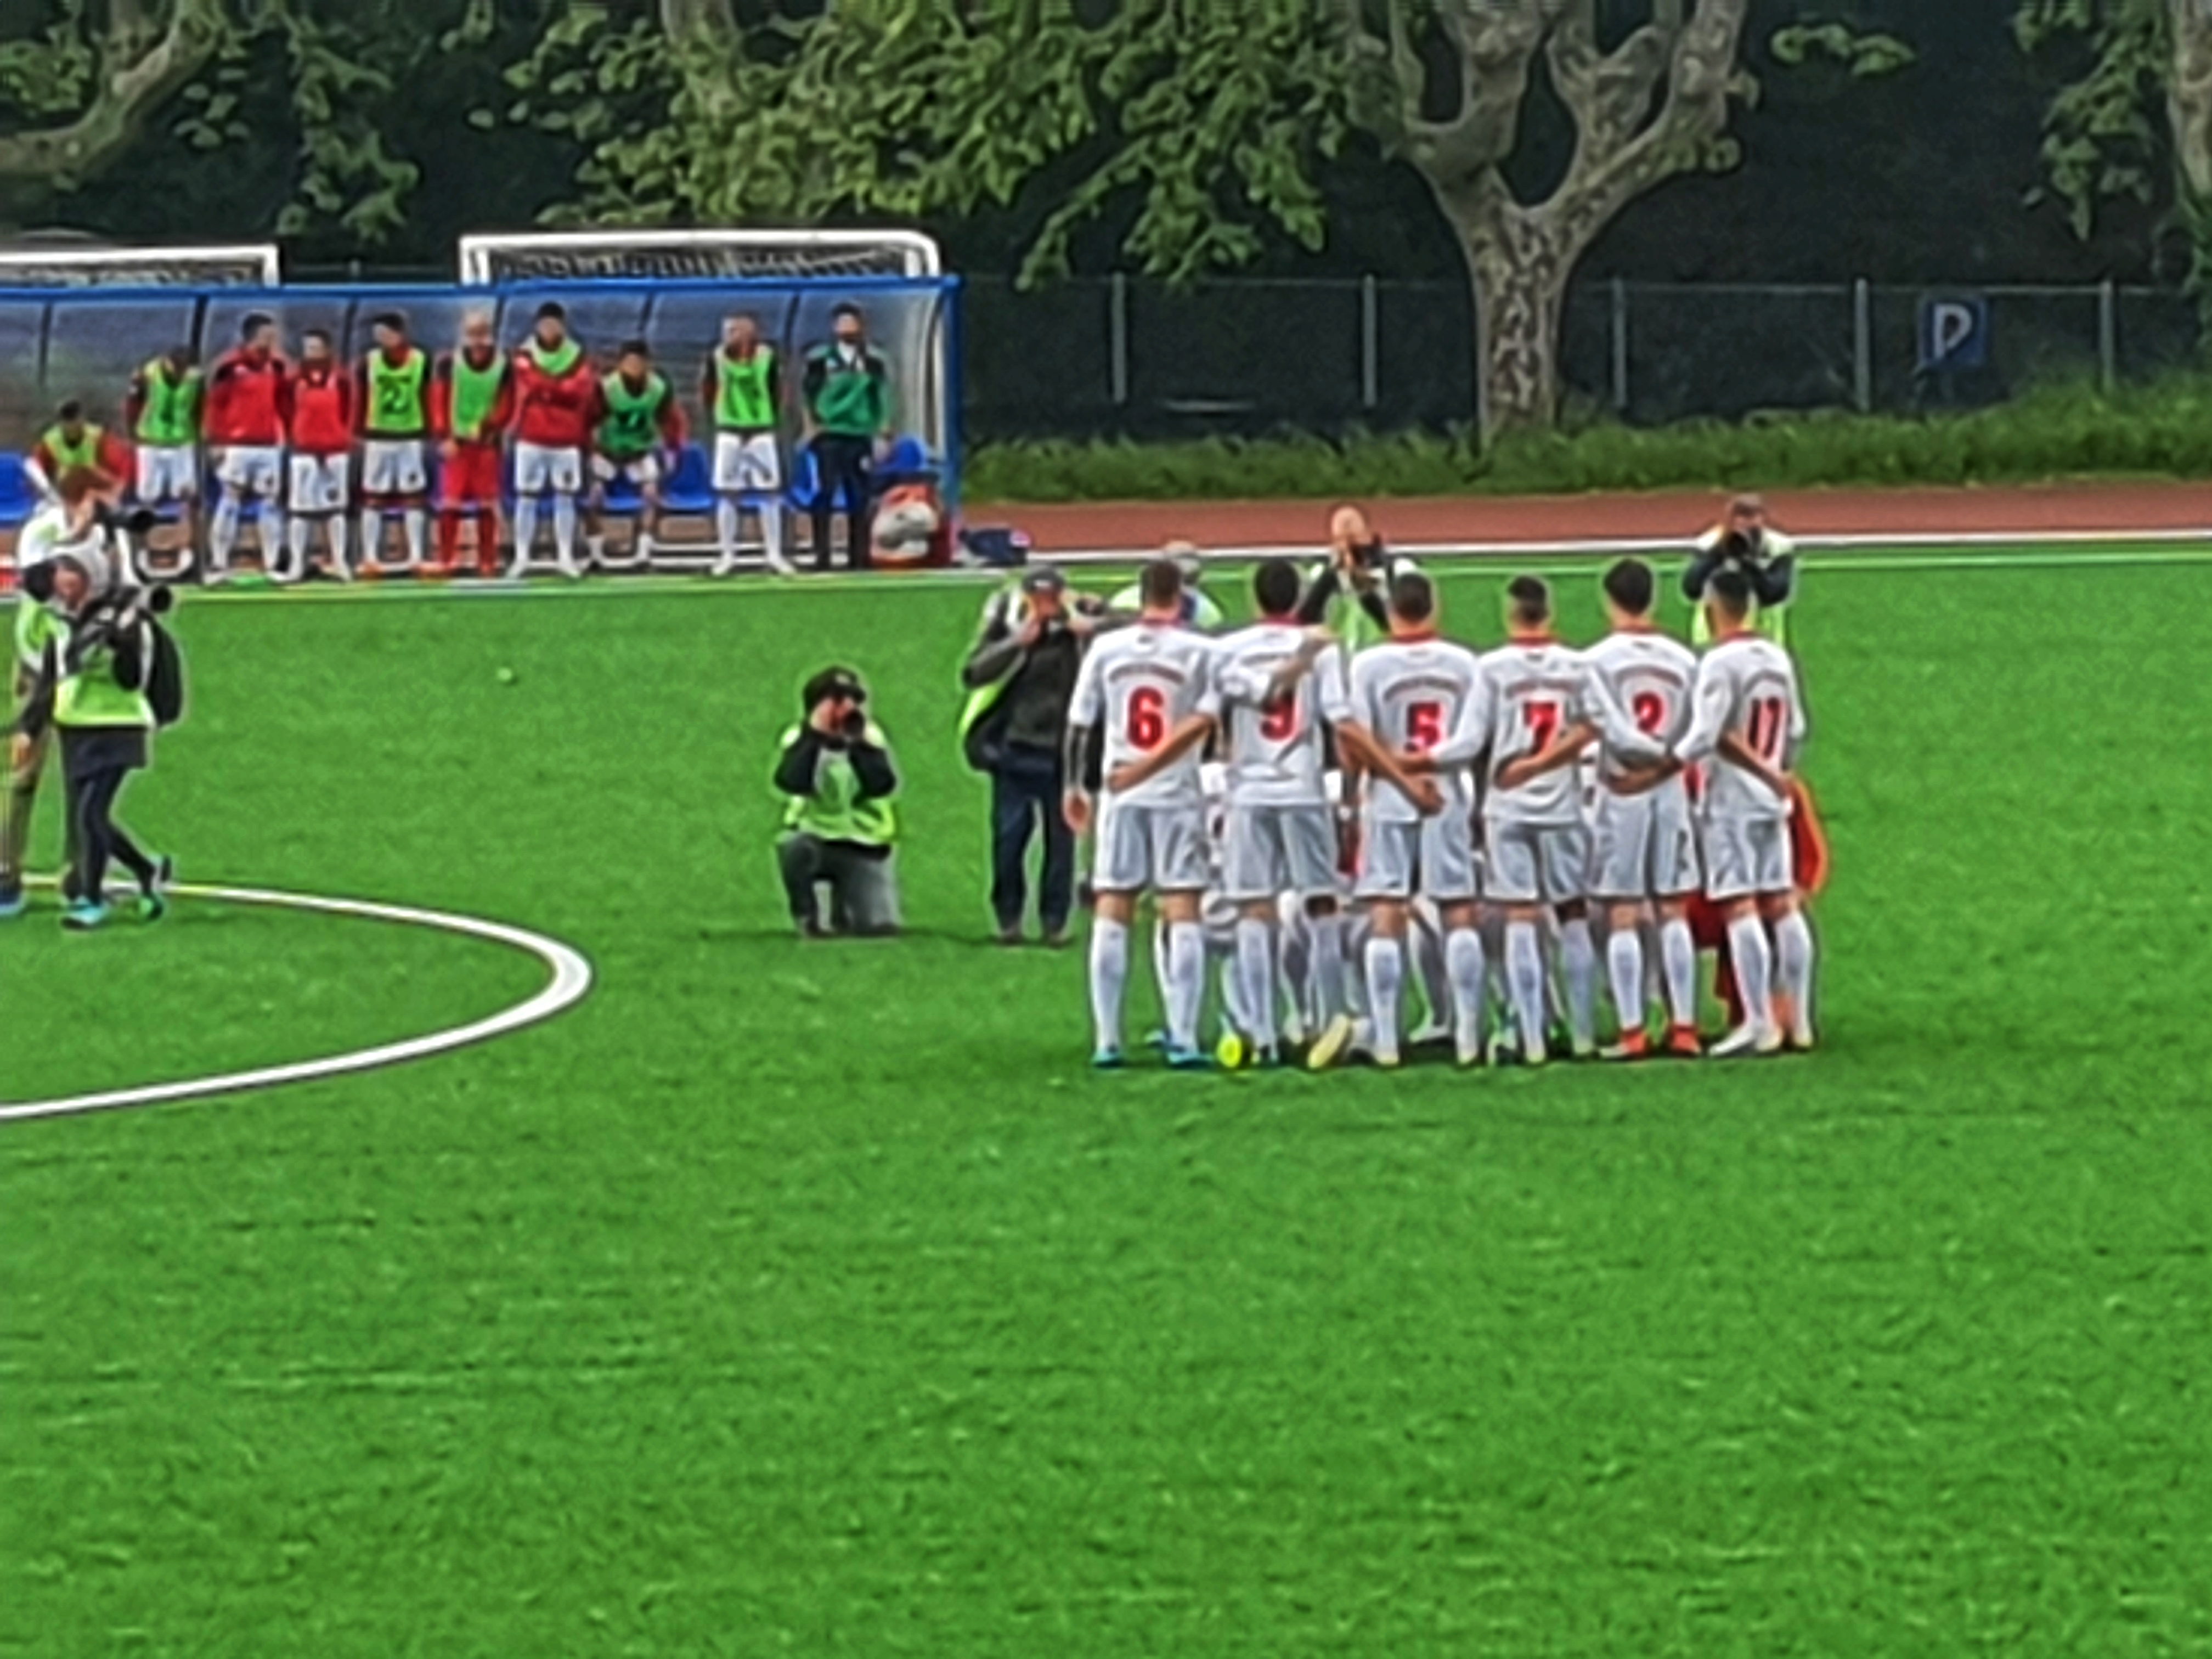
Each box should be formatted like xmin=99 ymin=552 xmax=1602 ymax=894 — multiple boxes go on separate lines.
xmin=1070 ymin=624 xmax=1221 ymax=809
xmin=1678 ymin=634 xmax=1807 ymax=819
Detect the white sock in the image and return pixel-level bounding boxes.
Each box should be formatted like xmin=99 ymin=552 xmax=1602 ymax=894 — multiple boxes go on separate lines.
xmin=1728 ymin=916 xmax=1776 ymax=1037
xmin=1279 ymin=917 xmax=1312 ymax=1031
xmin=1308 ymin=912 xmax=1346 ymax=1024
xmin=329 ymin=515 xmax=350 ymax=574
xmin=1446 ymin=929 xmax=1487 ymax=1062
xmin=1774 ymin=911 xmax=1815 ymax=1040
xmin=636 ymin=528 xmax=657 ymax=565
xmin=1165 ymin=923 xmax=1205 ymax=1053
xmin=1506 ymin=923 xmax=1547 ymax=1060
xmin=1090 ymin=919 xmax=1130 ymax=1056
xmin=552 ymin=496 xmax=579 ymax=568
xmin=1609 ymin=928 xmax=1646 ymax=1039
xmin=285 ymin=516 xmax=309 ymax=579
xmin=404 ymin=509 xmax=426 ymax=566
xmin=1661 ymin=917 xmax=1698 ymax=1031
xmin=762 ymin=506 xmax=786 ymax=568
xmin=1560 ymin=918 xmax=1598 ymax=1052
xmin=358 ymin=511 xmax=380 ymax=567
xmin=716 ymin=500 xmax=741 ymax=567
xmin=512 ymin=499 xmax=540 ymax=575
xmin=1235 ymin=918 xmax=1276 ymax=1052
xmin=211 ymin=499 xmax=240 ymax=567
xmin=1363 ymin=936 xmax=1404 ymax=1064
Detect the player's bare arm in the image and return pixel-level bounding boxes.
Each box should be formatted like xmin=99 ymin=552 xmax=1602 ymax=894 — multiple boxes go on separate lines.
xmin=1719 ymin=730 xmax=1791 ymax=797
xmin=1335 ymin=721 xmax=1443 ymax=816
xmin=1496 ymin=723 xmax=1598 ymax=792
xmin=1062 ymin=722 xmax=1097 ymax=836
xmin=1105 ymin=712 xmax=1216 ymax=795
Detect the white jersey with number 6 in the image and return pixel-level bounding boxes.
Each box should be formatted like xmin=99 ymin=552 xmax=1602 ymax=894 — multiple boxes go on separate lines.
xmin=1070 ymin=623 xmax=1220 ymax=809
xmin=1213 ymin=623 xmax=1351 ymax=809
xmin=1678 ymin=634 xmax=1807 ymax=820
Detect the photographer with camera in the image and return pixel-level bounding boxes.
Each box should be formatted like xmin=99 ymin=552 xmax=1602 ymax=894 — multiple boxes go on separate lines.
xmin=961 ymin=566 xmax=1105 ymax=946
xmin=10 ymin=535 xmax=176 ymax=931
xmin=774 ymin=667 xmax=900 ymax=938
xmin=1684 ymin=494 xmax=1798 ymax=645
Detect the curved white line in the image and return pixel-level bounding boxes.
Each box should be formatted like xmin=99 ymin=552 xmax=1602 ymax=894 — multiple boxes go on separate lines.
xmin=0 ymin=882 xmax=595 ymax=1125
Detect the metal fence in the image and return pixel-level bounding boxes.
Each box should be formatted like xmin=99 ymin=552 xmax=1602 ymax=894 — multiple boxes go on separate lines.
xmin=962 ymin=275 xmax=2204 ymax=442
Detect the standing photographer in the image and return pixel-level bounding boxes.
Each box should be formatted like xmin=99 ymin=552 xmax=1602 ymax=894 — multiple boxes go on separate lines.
xmin=774 ymin=667 xmax=901 ymax=938
xmin=961 ymin=567 xmax=1101 ymax=946
xmin=1684 ymin=494 xmax=1798 ymax=645
xmin=10 ymin=539 xmax=173 ymax=931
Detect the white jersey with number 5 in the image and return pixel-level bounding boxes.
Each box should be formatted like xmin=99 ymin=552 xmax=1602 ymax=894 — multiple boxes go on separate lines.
xmin=1213 ymin=623 xmax=1352 ymax=809
xmin=1070 ymin=624 xmax=1220 ymax=809
xmin=1348 ymin=636 xmax=1487 ymax=823
xmin=1678 ymin=634 xmax=1806 ymax=819
xmin=1583 ymin=626 xmax=1700 ymax=781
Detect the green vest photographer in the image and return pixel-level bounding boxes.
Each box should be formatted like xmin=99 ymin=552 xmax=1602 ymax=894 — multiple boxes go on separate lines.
xmin=774 ymin=667 xmax=900 ymax=938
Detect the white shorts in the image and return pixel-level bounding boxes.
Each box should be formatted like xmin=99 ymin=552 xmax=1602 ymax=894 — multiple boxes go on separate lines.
xmin=1485 ymin=820 xmax=1591 ymax=907
xmin=515 ymin=441 xmax=583 ymax=496
xmin=287 ymin=453 xmax=351 ymax=515
xmin=1356 ymin=811 xmax=1479 ymax=905
xmin=715 ymin=432 xmax=783 ymax=494
xmin=1222 ymin=804 xmax=1339 ymax=902
xmin=592 ymin=452 xmax=662 ymax=489
xmin=1094 ymin=799 xmax=1210 ymax=895
xmin=362 ymin=438 xmax=428 ymax=498
xmin=1702 ymin=812 xmax=1793 ymax=902
xmin=135 ymin=444 xmax=198 ymax=504
xmin=216 ymin=445 xmax=283 ymax=500
xmin=1589 ymin=785 xmax=1700 ymax=902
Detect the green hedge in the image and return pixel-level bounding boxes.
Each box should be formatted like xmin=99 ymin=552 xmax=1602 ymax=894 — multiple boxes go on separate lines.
xmin=964 ymin=380 xmax=2212 ymax=503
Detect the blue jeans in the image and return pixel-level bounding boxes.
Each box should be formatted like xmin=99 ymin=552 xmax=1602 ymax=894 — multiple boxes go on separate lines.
xmin=990 ymin=748 xmax=1073 ymax=936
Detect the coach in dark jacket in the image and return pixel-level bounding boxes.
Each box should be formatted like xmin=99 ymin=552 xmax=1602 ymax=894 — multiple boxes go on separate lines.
xmin=961 ymin=567 xmax=1099 ymax=946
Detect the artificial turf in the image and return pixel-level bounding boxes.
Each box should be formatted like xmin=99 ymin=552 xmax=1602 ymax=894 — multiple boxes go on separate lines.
xmin=2 ymin=554 xmax=2208 ymax=1655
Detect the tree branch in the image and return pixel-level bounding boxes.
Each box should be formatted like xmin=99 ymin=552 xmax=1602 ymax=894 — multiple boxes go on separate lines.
xmin=659 ymin=0 xmax=737 ymax=43
xmin=2170 ymin=0 xmax=2212 ymax=202
xmin=0 ymin=0 xmax=227 ymax=187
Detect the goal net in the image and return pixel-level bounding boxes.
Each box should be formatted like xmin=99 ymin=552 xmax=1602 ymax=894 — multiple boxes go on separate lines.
xmin=459 ymin=229 xmax=941 ymax=286
xmin=0 ymin=242 xmax=280 ymax=289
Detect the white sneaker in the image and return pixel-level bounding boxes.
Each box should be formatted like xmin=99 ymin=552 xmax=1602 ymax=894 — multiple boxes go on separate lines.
xmin=764 ymin=546 xmax=798 ymax=577
xmin=1710 ymin=1023 xmax=1784 ymax=1060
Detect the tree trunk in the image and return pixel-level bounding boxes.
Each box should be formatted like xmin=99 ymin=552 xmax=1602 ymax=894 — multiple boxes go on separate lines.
xmin=1448 ymin=200 xmax=1574 ymax=438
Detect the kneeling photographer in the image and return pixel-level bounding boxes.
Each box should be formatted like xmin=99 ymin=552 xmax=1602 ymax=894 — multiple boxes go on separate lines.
xmin=10 ymin=516 xmax=180 ymax=932
xmin=774 ymin=667 xmax=900 ymax=938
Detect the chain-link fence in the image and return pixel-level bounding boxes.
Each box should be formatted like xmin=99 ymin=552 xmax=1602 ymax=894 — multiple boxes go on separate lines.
xmin=963 ymin=275 xmax=2204 ymax=442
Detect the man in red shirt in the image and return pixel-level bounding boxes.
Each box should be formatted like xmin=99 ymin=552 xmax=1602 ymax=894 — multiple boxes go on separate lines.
xmin=281 ymin=329 xmax=357 ymax=584
xmin=430 ymin=311 xmax=515 ymax=578
xmin=204 ymin=313 xmax=288 ymax=581
xmin=509 ymin=301 xmax=601 ymax=580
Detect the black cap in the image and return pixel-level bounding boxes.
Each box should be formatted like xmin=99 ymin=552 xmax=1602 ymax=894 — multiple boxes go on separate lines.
xmin=1020 ymin=566 xmax=1066 ymax=597
xmin=802 ymin=666 xmax=867 ymax=709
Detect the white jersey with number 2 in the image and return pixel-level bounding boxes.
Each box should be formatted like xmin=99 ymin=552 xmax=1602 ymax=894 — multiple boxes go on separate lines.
xmin=1070 ymin=623 xmax=1221 ymax=809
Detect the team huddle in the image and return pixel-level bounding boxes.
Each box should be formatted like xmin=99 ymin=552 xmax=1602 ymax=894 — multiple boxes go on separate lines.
xmin=1063 ymin=544 xmax=1816 ymax=1071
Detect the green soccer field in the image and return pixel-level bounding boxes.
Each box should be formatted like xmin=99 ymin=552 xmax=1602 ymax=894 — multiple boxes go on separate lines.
xmin=4 ymin=551 xmax=2210 ymax=1655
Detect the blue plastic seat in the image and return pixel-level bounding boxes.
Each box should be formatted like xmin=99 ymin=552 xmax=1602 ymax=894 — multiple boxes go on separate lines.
xmin=663 ymin=442 xmax=716 ymax=516
xmin=0 ymin=454 xmax=37 ymax=526
xmin=789 ymin=447 xmax=861 ymax=514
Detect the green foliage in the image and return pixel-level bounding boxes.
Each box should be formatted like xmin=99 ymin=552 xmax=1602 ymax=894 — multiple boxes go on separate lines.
xmin=964 ymin=377 xmax=2212 ymax=502
xmin=2014 ymin=0 xmax=2166 ymax=238
xmin=1769 ymin=20 xmax=1916 ymax=77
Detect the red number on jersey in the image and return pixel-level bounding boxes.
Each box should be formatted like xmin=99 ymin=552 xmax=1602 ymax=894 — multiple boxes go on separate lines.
xmin=1632 ymin=691 xmax=1668 ymax=736
xmin=1748 ymin=696 xmax=1787 ymax=765
xmin=1523 ymin=699 xmax=1563 ymax=753
xmin=1407 ymin=701 xmax=1445 ymax=753
xmin=1127 ymin=686 xmax=1168 ymax=751
xmin=1260 ymin=693 xmax=1299 ymax=742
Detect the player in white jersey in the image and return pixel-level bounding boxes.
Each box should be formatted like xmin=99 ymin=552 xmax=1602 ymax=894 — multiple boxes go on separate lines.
xmin=1323 ymin=571 xmax=1488 ymax=1070
xmin=1582 ymin=559 xmax=1706 ymax=1060
xmin=1673 ymin=568 xmax=1814 ymax=1057
xmin=1209 ymin=559 xmax=1356 ymax=1068
xmin=1481 ymin=575 xmax=1663 ymax=1064
xmin=1065 ymin=558 xmax=1223 ymax=1070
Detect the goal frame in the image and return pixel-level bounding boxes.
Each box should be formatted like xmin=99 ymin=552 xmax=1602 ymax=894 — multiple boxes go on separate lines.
xmin=459 ymin=228 xmax=943 ymax=285
xmin=0 ymin=242 xmax=280 ymax=287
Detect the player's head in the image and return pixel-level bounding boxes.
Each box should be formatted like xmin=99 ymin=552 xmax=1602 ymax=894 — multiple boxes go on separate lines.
xmin=534 ymin=301 xmax=568 ymax=347
xmin=1601 ymin=557 xmax=1655 ymax=626
xmin=371 ymin=311 xmax=408 ymax=351
xmin=55 ymin=399 xmax=86 ymax=439
xmin=1388 ymin=570 xmax=1436 ymax=633
xmin=1138 ymin=556 xmax=1184 ymax=617
xmin=165 ymin=342 xmax=197 ymax=371
xmin=1252 ymin=557 xmax=1302 ymax=620
xmin=1505 ymin=574 xmax=1551 ymax=634
xmin=242 ymin=313 xmax=276 ymax=356
xmin=1706 ymin=566 xmax=1754 ymax=631
xmin=725 ymin=313 xmax=760 ymax=349
xmin=301 ymin=328 xmax=332 ymax=365
xmin=618 ymin=338 xmax=652 ymax=379
xmin=1727 ymin=493 xmax=1767 ymax=536
xmin=832 ymin=302 xmax=866 ymax=346
xmin=460 ymin=311 xmax=495 ymax=353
